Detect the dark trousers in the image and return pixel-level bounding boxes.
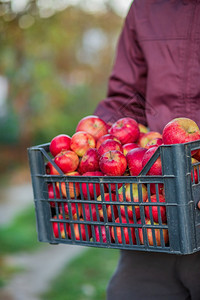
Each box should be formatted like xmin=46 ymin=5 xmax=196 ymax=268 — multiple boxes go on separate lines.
xmin=107 ymin=250 xmax=200 ymax=300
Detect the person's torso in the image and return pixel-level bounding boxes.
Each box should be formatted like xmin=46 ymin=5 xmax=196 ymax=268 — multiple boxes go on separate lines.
xmin=133 ymin=0 xmax=200 ymax=132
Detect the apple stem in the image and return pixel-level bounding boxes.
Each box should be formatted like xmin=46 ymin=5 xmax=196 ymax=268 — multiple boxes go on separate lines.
xmin=109 ymin=150 xmax=113 ymax=159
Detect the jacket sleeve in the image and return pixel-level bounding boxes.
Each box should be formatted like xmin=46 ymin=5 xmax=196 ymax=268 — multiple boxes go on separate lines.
xmin=94 ymin=3 xmax=147 ymax=126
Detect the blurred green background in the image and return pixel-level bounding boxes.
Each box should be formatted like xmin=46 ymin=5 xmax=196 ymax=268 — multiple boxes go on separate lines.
xmin=0 ymin=0 xmax=130 ymax=181
xmin=0 ymin=1 xmax=131 ymax=299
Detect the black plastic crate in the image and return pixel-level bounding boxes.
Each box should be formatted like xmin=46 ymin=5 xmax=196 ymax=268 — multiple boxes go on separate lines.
xmin=27 ymin=140 xmax=200 ymax=254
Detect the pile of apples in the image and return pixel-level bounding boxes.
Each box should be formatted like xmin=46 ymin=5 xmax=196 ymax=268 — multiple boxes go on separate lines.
xmin=46 ymin=115 xmax=200 ymax=246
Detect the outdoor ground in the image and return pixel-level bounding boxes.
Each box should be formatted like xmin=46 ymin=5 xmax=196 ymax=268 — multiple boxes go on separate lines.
xmin=0 ymin=168 xmax=87 ymax=300
xmin=0 ymin=167 xmax=119 ymax=300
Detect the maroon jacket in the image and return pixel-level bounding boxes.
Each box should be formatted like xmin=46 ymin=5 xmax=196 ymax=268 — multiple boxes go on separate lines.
xmin=94 ymin=0 xmax=200 ymax=133
xmin=94 ymin=3 xmax=200 ymax=299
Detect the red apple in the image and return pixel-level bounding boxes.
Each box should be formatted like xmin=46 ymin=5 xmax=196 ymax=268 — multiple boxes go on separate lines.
xmin=70 ymin=131 xmax=96 ymax=157
xmin=52 ymin=214 xmax=68 ymax=239
xmin=81 ymin=171 xmax=104 ymax=199
xmin=106 ymin=122 xmax=113 ymax=131
xmin=162 ymin=117 xmax=200 ymax=145
xmin=193 ymin=149 xmax=200 ymax=161
xmin=96 ymin=133 xmax=120 ymax=149
xmin=142 ymin=146 xmax=162 ymax=175
xmin=93 ymin=225 xmax=113 ymax=243
xmin=56 ymin=171 xmax=80 ymax=199
xmin=59 ymin=202 xmax=82 ymax=219
xmin=118 ymin=183 xmax=148 ymax=220
xmin=54 ymin=150 xmax=79 ymax=173
xmin=144 ymin=194 xmax=167 ymax=223
xmin=104 ymin=176 xmax=123 ymax=193
xmin=97 ymin=193 xmax=118 ymax=221
xmin=46 ymin=161 xmax=60 ymax=175
xmin=138 ymin=219 xmax=169 ymax=246
xmin=191 ymin=157 xmax=200 ymax=184
xmin=146 ymin=138 xmax=163 ymax=149
xmin=82 ymin=193 xmax=117 ymax=222
xmin=78 ymin=148 xmax=99 ymax=174
xmin=122 ymin=143 xmax=139 ymax=156
xmin=98 ymin=139 xmax=123 ymax=157
xmin=48 ymin=183 xmax=61 ymax=208
xmin=99 ymin=150 xmax=127 ymax=176
xmin=68 ymin=219 xmax=92 ymax=241
xmin=82 ymin=203 xmax=99 ymax=221
xmin=49 ymin=134 xmax=71 ymax=157
xmin=111 ymin=216 xmax=136 ymax=245
xmin=109 ymin=117 xmax=140 ymax=145
xmin=76 ymin=115 xmax=108 ymax=141
xmin=138 ymin=131 xmax=162 ymax=148
xmin=150 ymin=183 xmax=164 ymax=195
xmin=126 ymin=147 xmax=147 ymax=176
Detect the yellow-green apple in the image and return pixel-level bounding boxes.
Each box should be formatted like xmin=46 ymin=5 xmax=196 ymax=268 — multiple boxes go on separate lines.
xmin=146 ymin=138 xmax=163 ymax=149
xmin=59 ymin=202 xmax=82 ymax=219
xmin=122 ymin=143 xmax=139 ymax=156
xmin=99 ymin=150 xmax=127 ymax=176
xmin=54 ymin=150 xmax=79 ymax=173
xmin=138 ymin=218 xmax=169 ymax=246
xmin=49 ymin=134 xmax=71 ymax=157
xmin=75 ymin=115 xmax=108 ymax=141
xmin=46 ymin=161 xmax=60 ymax=175
xmin=118 ymin=183 xmax=148 ymax=220
xmin=70 ymin=131 xmax=96 ymax=157
xmin=137 ymin=124 xmax=149 ymax=146
xmin=126 ymin=147 xmax=147 ymax=176
xmin=109 ymin=117 xmax=140 ymax=144
xmin=162 ymin=117 xmax=200 ymax=145
xmin=78 ymin=148 xmax=99 ymax=174
xmin=68 ymin=219 xmax=92 ymax=241
xmin=142 ymin=146 xmax=162 ymax=175
xmin=98 ymin=139 xmax=123 ymax=157
xmin=138 ymin=131 xmax=162 ymax=148
xmin=144 ymin=194 xmax=167 ymax=223
xmin=48 ymin=183 xmax=61 ymax=208
xmin=81 ymin=171 xmax=104 ymax=199
xmin=138 ymin=123 xmax=149 ymax=134
xmin=137 ymin=132 xmax=145 ymax=144
xmin=96 ymin=133 xmax=120 ymax=149
xmin=191 ymin=157 xmax=200 ymax=184
xmin=52 ymin=214 xmax=68 ymax=239
xmin=111 ymin=216 xmax=136 ymax=245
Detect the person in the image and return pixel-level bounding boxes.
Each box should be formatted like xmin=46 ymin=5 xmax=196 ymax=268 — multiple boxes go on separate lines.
xmin=94 ymin=1 xmax=200 ymax=299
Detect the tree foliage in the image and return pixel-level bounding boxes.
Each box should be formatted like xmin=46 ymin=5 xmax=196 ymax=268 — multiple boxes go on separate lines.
xmin=0 ymin=4 xmax=123 ymax=147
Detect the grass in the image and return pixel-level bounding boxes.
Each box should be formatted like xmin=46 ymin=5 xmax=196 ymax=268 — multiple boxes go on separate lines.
xmin=41 ymin=247 xmax=120 ymax=300
xmin=0 ymin=257 xmax=25 ymax=288
xmin=0 ymin=205 xmax=42 ymax=287
xmin=0 ymin=205 xmax=41 ymax=255
xmin=0 ymin=204 xmax=119 ymax=297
